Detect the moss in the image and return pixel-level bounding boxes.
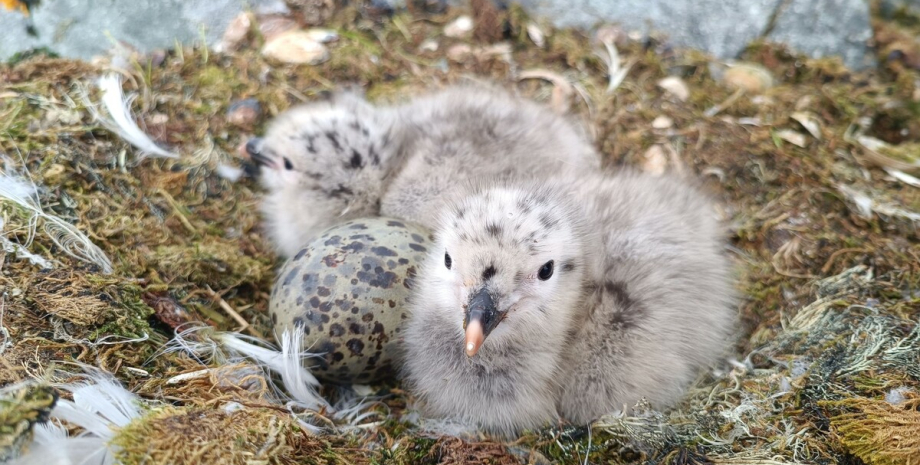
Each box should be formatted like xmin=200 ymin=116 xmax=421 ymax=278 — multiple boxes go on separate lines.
xmin=0 ymin=386 xmax=57 ymax=462
xmin=2 ymin=2 xmax=920 ymax=464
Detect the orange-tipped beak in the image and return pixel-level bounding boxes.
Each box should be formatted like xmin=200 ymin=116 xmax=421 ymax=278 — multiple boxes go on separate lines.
xmin=463 ymin=287 xmax=498 ymax=357
xmin=465 ymin=319 xmax=485 ymax=357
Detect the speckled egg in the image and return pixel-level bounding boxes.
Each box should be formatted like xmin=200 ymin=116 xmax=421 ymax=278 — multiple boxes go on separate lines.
xmin=270 ymin=217 xmax=433 ymax=384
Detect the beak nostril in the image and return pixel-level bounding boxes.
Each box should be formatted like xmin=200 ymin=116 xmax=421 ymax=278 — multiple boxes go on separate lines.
xmin=245 ymin=138 xmax=262 ymax=157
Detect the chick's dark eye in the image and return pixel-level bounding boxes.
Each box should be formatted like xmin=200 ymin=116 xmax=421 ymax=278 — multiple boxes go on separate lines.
xmin=283 ymin=157 xmax=294 ymax=170
xmin=445 ymin=252 xmax=452 ymax=270
xmin=538 ymin=260 xmax=554 ymax=281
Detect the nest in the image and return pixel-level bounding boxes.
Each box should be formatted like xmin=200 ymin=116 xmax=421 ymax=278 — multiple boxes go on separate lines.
xmin=1 ymin=1 xmax=919 ymax=464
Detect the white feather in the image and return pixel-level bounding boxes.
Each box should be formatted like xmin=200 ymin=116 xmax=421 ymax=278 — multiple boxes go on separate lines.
xmin=215 ymin=329 xmax=329 ymax=411
xmin=89 ymin=74 xmax=177 ymax=159
xmin=13 ymin=422 xmax=111 ymax=465
xmin=0 ymin=173 xmax=113 ymax=274
xmin=9 ymin=370 xmax=142 ymax=465
xmin=162 ymin=325 xmax=331 ymax=411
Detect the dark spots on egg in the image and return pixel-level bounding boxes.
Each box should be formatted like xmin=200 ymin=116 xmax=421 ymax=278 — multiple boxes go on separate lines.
xmin=283 ymin=267 xmax=299 ymax=286
xmin=349 ymin=223 xmax=368 ymax=230
xmin=404 ymin=266 xmax=417 ymax=289
xmin=410 ymin=233 xmax=425 ymax=243
xmin=317 ymin=286 xmax=332 ymax=297
xmin=342 ymin=242 xmax=364 ymax=253
xmin=293 ymin=248 xmax=309 ymax=263
xmin=320 ymin=314 xmax=330 ymax=323
xmin=349 ymin=323 xmax=365 ymax=335
xmin=371 ymin=246 xmax=397 ymax=257
xmin=324 ymin=236 xmax=341 ymax=246
xmin=329 ymin=323 xmax=346 ymax=337
xmin=388 ymin=300 xmax=396 ymax=308
xmin=408 ymin=243 xmax=427 ymax=252
xmin=386 ymin=220 xmax=406 ymax=228
xmin=362 ymin=313 xmax=374 ymax=322
xmin=309 ymin=296 xmax=320 ymax=308
xmin=332 ymin=352 xmax=344 ymax=362
xmin=319 ymin=302 xmax=334 ymax=313
xmin=351 ymin=306 xmax=360 ymax=314
xmin=270 ymin=312 xmax=277 ymax=324
xmin=296 ymin=296 xmax=304 ymax=306
xmin=398 ymin=258 xmax=409 ymax=265
xmin=322 ymin=255 xmax=340 ymax=267
xmin=346 ymin=339 xmax=365 ymax=356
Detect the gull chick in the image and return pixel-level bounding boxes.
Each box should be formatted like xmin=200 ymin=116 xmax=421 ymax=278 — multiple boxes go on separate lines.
xmin=247 ymin=85 xmax=599 ymax=256
xmin=401 ymin=170 xmax=736 ymax=437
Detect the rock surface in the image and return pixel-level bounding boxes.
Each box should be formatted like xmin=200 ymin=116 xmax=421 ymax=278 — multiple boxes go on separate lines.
xmin=514 ymin=0 xmax=874 ymax=70
xmin=0 ymin=0 xmax=288 ymax=61
xmin=1 ymin=0 xmax=876 ymax=77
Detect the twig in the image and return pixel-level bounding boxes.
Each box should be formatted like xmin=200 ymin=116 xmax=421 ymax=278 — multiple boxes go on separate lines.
xmin=704 ymin=89 xmax=745 ymax=117
xmin=205 ymin=285 xmax=263 ymax=338
xmin=154 ymin=188 xmax=197 ymax=235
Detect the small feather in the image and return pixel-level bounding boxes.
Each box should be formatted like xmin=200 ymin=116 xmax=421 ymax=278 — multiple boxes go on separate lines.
xmin=0 ymin=173 xmax=113 ymax=273
xmin=89 ymin=74 xmax=177 ymax=159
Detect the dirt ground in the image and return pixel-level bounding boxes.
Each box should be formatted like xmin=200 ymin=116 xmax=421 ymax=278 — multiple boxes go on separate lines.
xmin=1 ymin=1 xmax=919 ymax=464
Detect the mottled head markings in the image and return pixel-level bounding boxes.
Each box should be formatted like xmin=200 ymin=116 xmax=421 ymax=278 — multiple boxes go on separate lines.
xmin=482 ymin=265 xmax=497 ymax=281
xmin=486 ymin=222 xmax=502 ymax=238
xmin=349 ymin=150 xmax=363 ymax=169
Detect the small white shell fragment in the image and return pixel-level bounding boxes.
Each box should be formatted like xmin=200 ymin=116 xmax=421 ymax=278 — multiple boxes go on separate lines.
xmin=656 ymin=76 xmax=690 ymax=101
xmin=651 ymin=115 xmax=673 ymax=129
xmin=305 ymin=28 xmax=339 ymax=43
xmin=166 ymin=369 xmax=211 ymax=385
xmin=216 ymin=12 xmax=252 ymax=53
xmin=790 ymin=111 xmax=823 ymax=140
xmin=642 ymin=144 xmax=668 ymax=176
xmin=526 ymin=22 xmax=546 ymax=47
xmin=216 ymin=163 xmax=244 ymax=182
xmin=776 ymin=129 xmax=807 ymax=148
xmin=722 ymin=63 xmax=774 ymax=93
xmin=446 ymin=44 xmax=472 ymax=61
xmin=444 ymin=16 xmax=474 ymax=38
xmin=418 ymin=39 xmax=439 ymax=52
xmin=261 ymin=30 xmax=330 ymax=65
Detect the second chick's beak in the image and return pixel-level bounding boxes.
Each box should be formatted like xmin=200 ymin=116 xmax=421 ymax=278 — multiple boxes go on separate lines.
xmin=464 ymin=287 xmax=500 ymax=357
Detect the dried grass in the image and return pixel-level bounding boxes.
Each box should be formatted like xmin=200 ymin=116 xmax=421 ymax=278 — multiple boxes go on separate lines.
xmin=0 ymin=1 xmax=919 ymax=464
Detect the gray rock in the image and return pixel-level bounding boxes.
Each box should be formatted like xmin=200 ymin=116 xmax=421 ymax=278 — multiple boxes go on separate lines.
xmin=879 ymin=0 xmax=920 ymax=17
xmin=0 ymin=0 xmax=288 ymax=61
xmin=514 ymin=0 xmax=874 ymax=70
xmin=1 ymin=0 xmax=875 ymax=70
xmin=767 ymin=0 xmax=874 ymax=70
xmin=515 ymin=0 xmax=781 ymax=61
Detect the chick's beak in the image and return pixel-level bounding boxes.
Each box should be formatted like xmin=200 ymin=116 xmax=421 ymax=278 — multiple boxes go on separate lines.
xmin=464 ymin=288 xmax=499 ymax=357
xmin=244 ymin=137 xmax=276 ymax=169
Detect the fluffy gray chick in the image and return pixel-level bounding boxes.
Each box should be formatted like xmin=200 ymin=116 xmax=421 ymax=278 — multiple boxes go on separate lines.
xmin=247 ymin=85 xmax=599 ymax=257
xmin=401 ymin=169 xmax=736 ymax=437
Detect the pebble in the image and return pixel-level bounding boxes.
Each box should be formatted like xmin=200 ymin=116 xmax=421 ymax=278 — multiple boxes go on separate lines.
xmin=261 ymin=30 xmax=330 ymax=65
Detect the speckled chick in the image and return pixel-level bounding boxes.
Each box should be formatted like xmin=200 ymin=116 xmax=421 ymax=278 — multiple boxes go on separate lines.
xmin=401 ymin=169 xmax=736 ymax=437
xmin=247 ymin=85 xmax=600 ymax=257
